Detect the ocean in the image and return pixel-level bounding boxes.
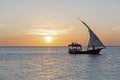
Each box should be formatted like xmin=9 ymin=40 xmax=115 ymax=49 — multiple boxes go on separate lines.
xmin=0 ymin=46 xmax=120 ymax=80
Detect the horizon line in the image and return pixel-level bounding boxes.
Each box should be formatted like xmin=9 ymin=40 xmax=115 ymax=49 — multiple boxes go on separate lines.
xmin=0 ymin=45 xmax=120 ymax=47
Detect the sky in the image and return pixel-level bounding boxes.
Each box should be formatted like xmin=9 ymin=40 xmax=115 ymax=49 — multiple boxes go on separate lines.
xmin=0 ymin=0 xmax=120 ymax=46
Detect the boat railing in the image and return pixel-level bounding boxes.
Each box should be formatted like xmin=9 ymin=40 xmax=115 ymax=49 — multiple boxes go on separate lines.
xmin=68 ymin=42 xmax=82 ymax=52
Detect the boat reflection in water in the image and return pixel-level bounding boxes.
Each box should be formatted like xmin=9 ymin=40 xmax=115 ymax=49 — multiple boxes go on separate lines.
xmin=68 ymin=18 xmax=106 ymax=54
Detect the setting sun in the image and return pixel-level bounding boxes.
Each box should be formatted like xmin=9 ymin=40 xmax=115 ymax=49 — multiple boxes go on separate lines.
xmin=44 ymin=36 xmax=53 ymax=43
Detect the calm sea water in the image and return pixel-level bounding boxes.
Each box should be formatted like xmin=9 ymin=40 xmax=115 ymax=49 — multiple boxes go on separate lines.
xmin=0 ymin=46 xmax=120 ymax=80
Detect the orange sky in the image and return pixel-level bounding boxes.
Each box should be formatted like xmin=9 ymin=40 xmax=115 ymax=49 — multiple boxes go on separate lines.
xmin=0 ymin=0 xmax=120 ymax=46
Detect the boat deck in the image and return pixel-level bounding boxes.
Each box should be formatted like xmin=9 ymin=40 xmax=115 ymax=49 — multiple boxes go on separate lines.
xmin=69 ymin=48 xmax=102 ymax=54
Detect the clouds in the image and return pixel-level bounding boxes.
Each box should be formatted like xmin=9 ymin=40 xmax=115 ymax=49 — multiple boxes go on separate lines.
xmin=28 ymin=29 xmax=69 ymax=35
xmin=25 ymin=24 xmax=74 ymax=36
xmin=112 ymin=27 xmax=120 ymax=30
xmin=0 ymin=24 xmax=8 ymax=32
xmin=0 ymin=24 xmax=7 ymax=28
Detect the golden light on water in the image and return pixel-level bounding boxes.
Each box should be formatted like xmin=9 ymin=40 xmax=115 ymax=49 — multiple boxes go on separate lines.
xmin=44 ymin=36 xmax=53 ymax=43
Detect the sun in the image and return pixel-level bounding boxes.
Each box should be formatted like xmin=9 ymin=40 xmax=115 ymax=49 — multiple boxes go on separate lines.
xmin=44 ymin=36 xmax=53 ymax=43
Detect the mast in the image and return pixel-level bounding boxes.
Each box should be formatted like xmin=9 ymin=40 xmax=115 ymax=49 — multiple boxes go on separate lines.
xmin=77 ymin=17 xmax=106 ymax=50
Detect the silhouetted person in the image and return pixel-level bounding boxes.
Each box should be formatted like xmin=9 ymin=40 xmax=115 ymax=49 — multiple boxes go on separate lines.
xmin=92 ymin=45 xmax=95 ymax=50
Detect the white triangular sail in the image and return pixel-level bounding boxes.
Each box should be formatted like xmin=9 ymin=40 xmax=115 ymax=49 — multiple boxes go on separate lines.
xmin=87 ymin=29 xmax=105 ymax=49
xmin=77 ymin=17 xmax=105 ymax=50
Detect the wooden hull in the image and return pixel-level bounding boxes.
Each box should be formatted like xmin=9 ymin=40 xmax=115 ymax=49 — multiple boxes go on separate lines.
xmin=69 ymin=48 xmax=102 ymax=54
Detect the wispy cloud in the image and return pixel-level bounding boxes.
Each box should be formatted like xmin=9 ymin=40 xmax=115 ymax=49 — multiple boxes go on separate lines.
xmin=32 ymin=24 xmax=57 ymax=29
xmin=0 ymin=24 xmax=7 ymax=28
xmin=112 ymin=27 xmax=120 ymax=30
xmin=25 ymin=25 xmax=74 ymax=35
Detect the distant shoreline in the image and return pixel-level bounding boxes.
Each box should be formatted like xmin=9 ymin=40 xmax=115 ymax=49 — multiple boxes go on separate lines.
xmin=0 ymin=46 xmax=67 ymax=48
xmin=0 ymin=46 xmax=119 ymax=47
